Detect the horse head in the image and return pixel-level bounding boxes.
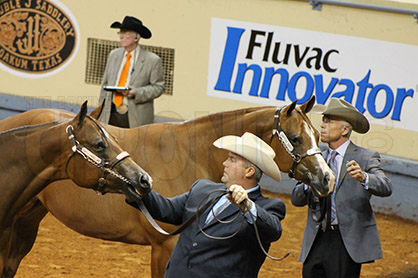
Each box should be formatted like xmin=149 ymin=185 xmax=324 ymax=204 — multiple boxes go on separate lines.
xmin=65 ymin=101 xmax=152 ymax=200
xmin=272 ymin=95 xmax=336 ymax=197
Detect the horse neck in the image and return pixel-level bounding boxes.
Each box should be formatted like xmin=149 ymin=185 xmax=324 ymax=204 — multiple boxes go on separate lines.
xmin=0 ymin=122 xmax=70 ymax=224
xmin=0 ymin=121 xmax=69 ymax=174
xmin=192 ymin=106 xmax=292 ymax=173
xmin=32 ymin=122 xmax=71 ymax=179
xmin=193 ymin=106 xmax=274 ymax=138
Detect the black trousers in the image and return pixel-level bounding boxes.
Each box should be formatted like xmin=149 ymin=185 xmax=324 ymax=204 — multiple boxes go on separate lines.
xmin=109 ymin=103 xmax=129 ymax=128
xmin=303 ymin=229 xmax=361 ymax=278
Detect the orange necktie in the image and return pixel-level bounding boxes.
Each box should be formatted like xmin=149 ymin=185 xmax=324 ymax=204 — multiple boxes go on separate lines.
xmin=114 ymin=52 xmax=131 ymax=107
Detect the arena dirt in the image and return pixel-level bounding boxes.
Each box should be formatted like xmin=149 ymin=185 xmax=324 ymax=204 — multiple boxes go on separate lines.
xmin=14 ymin=192 xmax=418 ymax=278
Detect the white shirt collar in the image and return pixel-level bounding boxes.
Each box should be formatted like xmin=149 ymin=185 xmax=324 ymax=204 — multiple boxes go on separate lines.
xmin=124 ymin=45 xmax=140 ymax=59
xmin=329 ymin=139 xmax=350 ymax=159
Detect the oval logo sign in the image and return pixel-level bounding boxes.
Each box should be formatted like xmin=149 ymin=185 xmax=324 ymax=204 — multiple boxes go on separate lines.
xmin=0 ymin=0 xmax=79 ymax=78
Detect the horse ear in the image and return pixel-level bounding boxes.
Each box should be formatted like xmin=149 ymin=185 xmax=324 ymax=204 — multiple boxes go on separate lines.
xmin=90 ymin=100 xmax=104 ymax=120
xmin=283 ymin=100 xmax=297 ymax=117
xmin=74 ymin=101 xmax=89 ymax=126
xmin=300 ymin=95 xmax=316 ymax=114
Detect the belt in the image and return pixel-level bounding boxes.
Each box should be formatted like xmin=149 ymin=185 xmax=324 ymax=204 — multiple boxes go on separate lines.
xmin=320 ymin=224 xmax=339 ymax=231
xmin=330 ymin=225 xmax=339 ymax=231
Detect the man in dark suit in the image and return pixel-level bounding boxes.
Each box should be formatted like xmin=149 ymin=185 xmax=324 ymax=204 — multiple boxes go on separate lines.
xmin=99 ymin=16 xmax=165 ymax=128
xmin=291 ymin=98 xmax=393 ymax=278
xmin=127 ymin=132 xmax=285 ymax=278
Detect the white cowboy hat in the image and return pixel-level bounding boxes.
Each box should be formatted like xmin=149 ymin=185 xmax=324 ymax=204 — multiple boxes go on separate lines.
xmin=213 ymin=132 xmax=281 ymax=183
xmin=312 ymin=98 xmax=370 ymax=133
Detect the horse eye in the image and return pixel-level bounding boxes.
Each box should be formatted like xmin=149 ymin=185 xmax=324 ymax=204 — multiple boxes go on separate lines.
xmin=290 ymin=136 xmax=299 ymax=145
xmin=95 ymin=141 xmax=106 ymax=152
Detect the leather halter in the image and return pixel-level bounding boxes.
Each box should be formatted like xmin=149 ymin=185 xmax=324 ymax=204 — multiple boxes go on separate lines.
xmin=271 ymin=107 xmax=322 ymax=179
xmin=65 ymin=118 xmax=131 ymax=194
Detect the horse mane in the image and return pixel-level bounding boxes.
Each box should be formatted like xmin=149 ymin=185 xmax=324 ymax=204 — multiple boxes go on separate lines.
xmin=0 ymin=121 xmax=61 ymax=137
xmin=181 ymin=106 xmax=276 ymax=126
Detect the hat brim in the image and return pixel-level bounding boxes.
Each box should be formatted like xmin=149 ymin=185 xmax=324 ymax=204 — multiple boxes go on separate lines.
xmin=323 ymin=108 xmax=370 ymax=133
xmin=213 ymin=135 xmax=281 ymax=183
xmin=111 ymin=21 xmax=152 ymax=39
xmin=311 ymin=103 xmax=370 ymax=134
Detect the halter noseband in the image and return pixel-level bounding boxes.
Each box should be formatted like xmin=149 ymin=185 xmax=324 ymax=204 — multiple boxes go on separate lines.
xmin=65 ymin=120 xmax=131 ymax=194
xmin=271 ymin=108 xmax=322 ymax=179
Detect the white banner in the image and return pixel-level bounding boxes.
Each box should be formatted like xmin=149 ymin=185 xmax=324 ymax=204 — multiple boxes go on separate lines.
xmin=207 ymin=18 xmax=418 ymax=132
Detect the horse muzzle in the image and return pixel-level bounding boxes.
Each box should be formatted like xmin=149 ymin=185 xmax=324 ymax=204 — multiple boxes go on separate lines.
xmin=307 ymin=169 xmax=336 ymax=197
xmin=125 ymin=171 xmax=153 ymax=201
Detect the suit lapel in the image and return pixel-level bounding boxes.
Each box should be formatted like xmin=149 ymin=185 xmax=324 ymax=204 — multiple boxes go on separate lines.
xmin=129 ymin=46 xmax=145 ymax=83
xmin=323 ymin=143 xmax=356 ymax=192
xmin=202 ymin=187 xmax=261 ymax=229
xmin=217 ymin=188 xmax=261 ymax=222
xmin=197 ymin=184 xmax=227 ymax=229
xmin=109 ymin=49 xmax=125 ymax=85
xmin=199 ymin=206 xmax=212 ymax=228
xmin=337 ymin=142 xmax=357 ymax=192
xmin=203 ymin=201 xmax=237 ymax=229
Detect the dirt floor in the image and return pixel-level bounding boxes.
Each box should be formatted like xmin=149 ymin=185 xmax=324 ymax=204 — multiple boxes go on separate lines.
xmin=14 ymin=192 xmax=418 ymax=278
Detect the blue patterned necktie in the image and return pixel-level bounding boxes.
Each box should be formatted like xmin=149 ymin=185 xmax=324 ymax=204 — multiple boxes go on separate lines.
xmin=205 ymin=197 xmax=231 ymax=225
xmin=328 ymin=151 xmax=339 ymax=223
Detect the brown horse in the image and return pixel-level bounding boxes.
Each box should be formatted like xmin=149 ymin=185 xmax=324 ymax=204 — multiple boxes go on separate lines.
xmin=0 ymin=96 xmax=335 ymax=278
xmin=0 ymin=101 xmax=152 ymax=276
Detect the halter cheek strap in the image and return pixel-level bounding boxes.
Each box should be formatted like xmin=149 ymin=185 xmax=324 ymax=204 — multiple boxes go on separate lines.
xmin=65 ymin=123 xmax=131 ymax=194
xmin=271 ymin=108 xmax=322 ymax=179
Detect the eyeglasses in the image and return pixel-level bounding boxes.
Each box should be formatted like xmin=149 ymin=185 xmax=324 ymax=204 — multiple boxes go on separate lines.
xmin=117 ymin=31 xmax=135 ymax=38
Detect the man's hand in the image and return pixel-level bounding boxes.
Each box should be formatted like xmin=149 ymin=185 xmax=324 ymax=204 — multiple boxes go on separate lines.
xmin=346 ymin=160 xmax=366 ymax=182
xmin=126 ymin=86 xmax=136 ymax=98
xmin=227 ymin=184 xmax=252 ymax=212
xmin=117 ymin=86 xmax=136 ymax=98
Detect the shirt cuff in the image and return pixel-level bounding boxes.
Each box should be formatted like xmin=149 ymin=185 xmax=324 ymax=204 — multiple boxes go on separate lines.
xmin=243 ymin=200 xmax=257 ymax=224
xmin=361 ymin=173 xmax=369 ymax=189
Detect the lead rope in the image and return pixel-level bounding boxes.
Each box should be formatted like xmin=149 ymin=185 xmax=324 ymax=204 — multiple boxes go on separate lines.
xmin=137 ymin=188 xmax=290 ymax=261
xmin=196 ymin=189 xmax=245 ymax=240
xmin=196 ymin=189 xmax=290 ymax=261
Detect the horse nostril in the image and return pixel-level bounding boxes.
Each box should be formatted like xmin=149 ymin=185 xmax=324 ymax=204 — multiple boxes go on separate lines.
xmin=140 ymin=175 xmax=151 ymax=190
xmin=323 ymin=172 xmax=330 ymax=185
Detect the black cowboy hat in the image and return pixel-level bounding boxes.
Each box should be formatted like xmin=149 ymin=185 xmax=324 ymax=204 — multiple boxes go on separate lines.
xmin=110 ymin=16 xmax=152 ymax=39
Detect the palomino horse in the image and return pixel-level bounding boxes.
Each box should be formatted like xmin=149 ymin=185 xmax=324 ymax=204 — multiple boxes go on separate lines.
xmin=0 ymin=101 xmax=152 ymax=276
xmin=0 ymin=96 xmax=335 ymax=278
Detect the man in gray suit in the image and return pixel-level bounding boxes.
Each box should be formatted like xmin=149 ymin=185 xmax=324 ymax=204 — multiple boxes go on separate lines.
xmin=291 ymin=98 xmax=393 ymax=278
xmin=99 ymin=16 xmax=165 ymax=128
xmin=127 ymin=132 xmax=285 ymax=278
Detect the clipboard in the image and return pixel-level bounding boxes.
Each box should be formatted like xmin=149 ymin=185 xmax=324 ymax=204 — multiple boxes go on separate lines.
xmin=103 ymin=86 xmax=130 ymax=91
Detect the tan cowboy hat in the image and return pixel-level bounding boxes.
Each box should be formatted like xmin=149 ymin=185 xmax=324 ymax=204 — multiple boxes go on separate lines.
xmin=312 ymin=98 xmax=370 ymax=133
xmin=213 ymin=132 xmax=281 ymax=183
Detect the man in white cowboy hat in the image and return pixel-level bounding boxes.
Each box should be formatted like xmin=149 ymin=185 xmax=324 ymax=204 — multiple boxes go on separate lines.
xmin=291 ymin=98 xmax=393 ymax=278
xmin=127 ymin=132 xmax=285 ymax=278
xmin=99 ymin=16 xmax=165 ymax=128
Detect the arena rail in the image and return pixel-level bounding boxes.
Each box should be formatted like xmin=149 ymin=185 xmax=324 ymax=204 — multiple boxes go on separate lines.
xmin=298 ymin=0 xmax=418 ymax=22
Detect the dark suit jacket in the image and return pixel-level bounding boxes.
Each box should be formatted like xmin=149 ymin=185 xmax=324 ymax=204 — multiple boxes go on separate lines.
xmin=128 ymin=179 xmax=285 ymax=278
xmin=291 ymin=141 xmax=393 ymax=263
xmin=99 ymin=45 xmax=165 ymax=127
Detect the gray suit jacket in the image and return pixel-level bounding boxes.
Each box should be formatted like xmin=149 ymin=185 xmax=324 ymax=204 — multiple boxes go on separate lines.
xmin=291 ymin=141 xmax=393 ymax=263
xmin=99 ymin=45 xmax=165 ymax=127
xmin=128 ymin=179 xmax=286 ymax=278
